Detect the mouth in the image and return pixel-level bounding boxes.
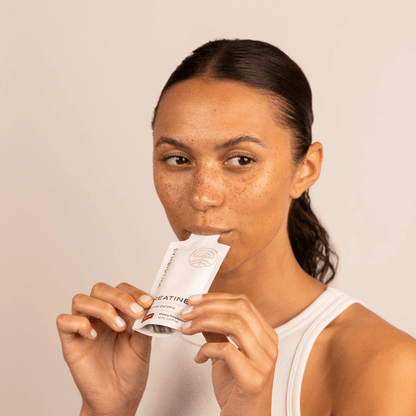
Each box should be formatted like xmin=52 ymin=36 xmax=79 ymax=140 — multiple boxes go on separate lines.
xmin=186 ymin=225 xmax=233 ymax=244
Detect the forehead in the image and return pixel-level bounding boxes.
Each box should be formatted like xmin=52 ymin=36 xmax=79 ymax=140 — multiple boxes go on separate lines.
xmin=153 ymin=78 xmax=289 ymax=145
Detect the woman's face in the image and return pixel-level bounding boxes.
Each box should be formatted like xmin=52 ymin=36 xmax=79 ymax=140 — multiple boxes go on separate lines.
xmin=153 ymin=78 xmax=300 ymax=273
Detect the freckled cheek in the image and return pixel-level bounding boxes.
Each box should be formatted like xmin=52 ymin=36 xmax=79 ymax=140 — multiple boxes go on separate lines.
xmin=228 ymin=173 xmax=288 ymax=215
xmin=227 ymin=176 xmax=291 ymax=247
xmin=154 ymin=171 xmax=190 ymax=220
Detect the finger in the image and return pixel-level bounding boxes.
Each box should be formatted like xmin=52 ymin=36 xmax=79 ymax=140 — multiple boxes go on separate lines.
xmin=188 ymin=293 xmax=278 ymax=345
xmin=115 ymin=282 xmax=154 ymax=309
xmin=195 ymin=342 xmax=264 ymax=391
xmin=72 ymin=293 xmax=130 ymax=332
xmin=88 ymin=282 xmax=151 ymax=321
xmin=56 ymin=313 xmax=97 ymax=341
xmin=183 ymin=295 xmax=278 ymax=356
xmin=181 ymin=313 xmax=273 ymax=365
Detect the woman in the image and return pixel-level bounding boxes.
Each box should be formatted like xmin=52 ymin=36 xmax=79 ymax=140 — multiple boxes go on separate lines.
xmin=56 ymin=39 xmax=416 ymax=416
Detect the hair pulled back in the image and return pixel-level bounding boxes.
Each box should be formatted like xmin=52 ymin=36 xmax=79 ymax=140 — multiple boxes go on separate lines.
xmin=151 ymin=39 xmax=337 ymax=284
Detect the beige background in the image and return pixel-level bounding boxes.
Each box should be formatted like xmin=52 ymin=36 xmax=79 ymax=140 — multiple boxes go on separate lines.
xmin=1 ymin=1 xmax=415 ymax=414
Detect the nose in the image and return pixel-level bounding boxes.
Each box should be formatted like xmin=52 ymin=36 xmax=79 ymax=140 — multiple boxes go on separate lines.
xmin=187 ymin=167 xmax=224 ymax=211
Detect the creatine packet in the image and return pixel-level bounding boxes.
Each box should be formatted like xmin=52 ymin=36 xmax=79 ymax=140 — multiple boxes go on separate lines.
xmin=132 ymin=234 xmax=229 ymax=337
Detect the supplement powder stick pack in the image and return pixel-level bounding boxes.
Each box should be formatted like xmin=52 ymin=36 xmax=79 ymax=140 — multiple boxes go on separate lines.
xmin=133 ymin=233 xmax=229 ymax=337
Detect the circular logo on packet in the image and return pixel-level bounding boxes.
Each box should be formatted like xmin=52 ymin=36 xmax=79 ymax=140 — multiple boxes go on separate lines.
xmin=189 ymin=248 xmax=218 ymax=268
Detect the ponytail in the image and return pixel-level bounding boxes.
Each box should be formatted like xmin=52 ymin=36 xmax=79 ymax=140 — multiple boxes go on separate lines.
xmin=288 ymin=190 xmax=337 ymax=284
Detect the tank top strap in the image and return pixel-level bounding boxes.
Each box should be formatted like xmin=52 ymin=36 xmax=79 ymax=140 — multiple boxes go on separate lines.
xmin=285 ymin=287 xmax=366 ymax=416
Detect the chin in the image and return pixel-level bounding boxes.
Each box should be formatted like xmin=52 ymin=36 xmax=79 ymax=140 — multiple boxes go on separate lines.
xmin=215 ymin=252 xmax=244 ymax=275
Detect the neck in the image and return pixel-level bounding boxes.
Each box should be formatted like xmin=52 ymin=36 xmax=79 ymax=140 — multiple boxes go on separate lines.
xmin=209 ymin=230 xmax=327 ymax=329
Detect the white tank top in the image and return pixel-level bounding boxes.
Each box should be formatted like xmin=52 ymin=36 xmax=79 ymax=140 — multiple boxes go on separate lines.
xmin=137 ymin=287 xmax=365 ymax=415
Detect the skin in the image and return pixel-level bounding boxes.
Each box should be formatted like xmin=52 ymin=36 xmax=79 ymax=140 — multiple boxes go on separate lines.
xmin=56 ymin=78 xmax=416 ymax=416
xmin=153 ymin=78 xmax=328 ymax=328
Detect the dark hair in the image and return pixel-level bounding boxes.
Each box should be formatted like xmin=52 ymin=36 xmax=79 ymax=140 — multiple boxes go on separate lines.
xmin=151 ymin=39 xmax=337 ymax=284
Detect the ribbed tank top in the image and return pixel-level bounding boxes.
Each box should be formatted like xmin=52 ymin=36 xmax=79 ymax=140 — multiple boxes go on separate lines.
xmin=137 ymin=287 xmax=365 ymax=416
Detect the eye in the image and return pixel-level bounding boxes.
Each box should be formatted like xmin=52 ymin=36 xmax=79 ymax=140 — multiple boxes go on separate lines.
xmin=225 ymin=155 xmax=254 ymax=166
xmin=162 ymin=155 xmax=191 ymax=166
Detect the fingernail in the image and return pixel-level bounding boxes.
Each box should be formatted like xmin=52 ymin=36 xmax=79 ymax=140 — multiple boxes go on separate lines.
xmin=91 ymin=328 xmax=97 ymax=338
xmin=115 ymin=316 xmax=126 ymax=327
xmin=181 ymin=306 xmax=193 ymax=315
xmin=131 ymin=303 xmax=143 ymax=314
xmin=189 ymin=294 xmax=202 ymax=302
xmin=181 ymin=321 xmax=192 ymax=330
xmin=140 ymin=295 xmax=152 ymax=303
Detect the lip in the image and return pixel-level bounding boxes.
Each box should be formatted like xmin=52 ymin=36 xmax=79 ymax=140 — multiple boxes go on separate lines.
xmin=186 ymin=225 xmax=233 ymax=244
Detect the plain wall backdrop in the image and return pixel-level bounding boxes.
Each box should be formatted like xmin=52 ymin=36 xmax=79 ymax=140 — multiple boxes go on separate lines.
xmin=1 ymin=1 xmax=415 ymax=414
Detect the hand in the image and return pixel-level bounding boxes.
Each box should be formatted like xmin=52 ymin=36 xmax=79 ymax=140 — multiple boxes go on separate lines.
xmin=56 ymin=282 xmax=154 ymax=416
xmin=180 ymin=293 xmax=279 ymax=416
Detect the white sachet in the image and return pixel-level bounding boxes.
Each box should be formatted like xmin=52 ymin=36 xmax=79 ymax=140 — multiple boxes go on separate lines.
xmin=133 ymin=233 xmax=229 ymax=337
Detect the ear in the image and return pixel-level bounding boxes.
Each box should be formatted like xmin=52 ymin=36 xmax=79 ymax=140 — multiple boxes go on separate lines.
xmin=289 ymin=142 xmax=323 ymax=199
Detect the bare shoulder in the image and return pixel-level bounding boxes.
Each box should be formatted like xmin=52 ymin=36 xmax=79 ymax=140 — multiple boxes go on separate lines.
xmin=328 ymin=302 xmax=416 ymax=357
xmin=326 ymin=303 xmax=416 ymax=415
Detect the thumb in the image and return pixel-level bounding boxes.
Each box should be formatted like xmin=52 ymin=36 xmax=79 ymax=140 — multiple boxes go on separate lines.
xmin=130 ymin=329 xmax=152 ymax=364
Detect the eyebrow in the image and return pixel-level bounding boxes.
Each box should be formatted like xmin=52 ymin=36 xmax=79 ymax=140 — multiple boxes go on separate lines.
xmin=154 ymin=135 xmax=266 ymax=151
xmin=154 ymin=137 xmax=192 ymax=151
xmin=215 ymin=135 xmax=266 ymax=150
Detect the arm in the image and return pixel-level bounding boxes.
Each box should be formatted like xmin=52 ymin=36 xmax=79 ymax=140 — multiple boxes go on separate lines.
xmin=333 ymin=330 xmax=416 ymax=415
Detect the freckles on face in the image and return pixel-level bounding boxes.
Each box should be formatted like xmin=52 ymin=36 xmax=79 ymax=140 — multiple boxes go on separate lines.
xmin=226 ymin=157 xmax=292 ymax=248
xmin=153 ymin=79 xmax=296 ymax=272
